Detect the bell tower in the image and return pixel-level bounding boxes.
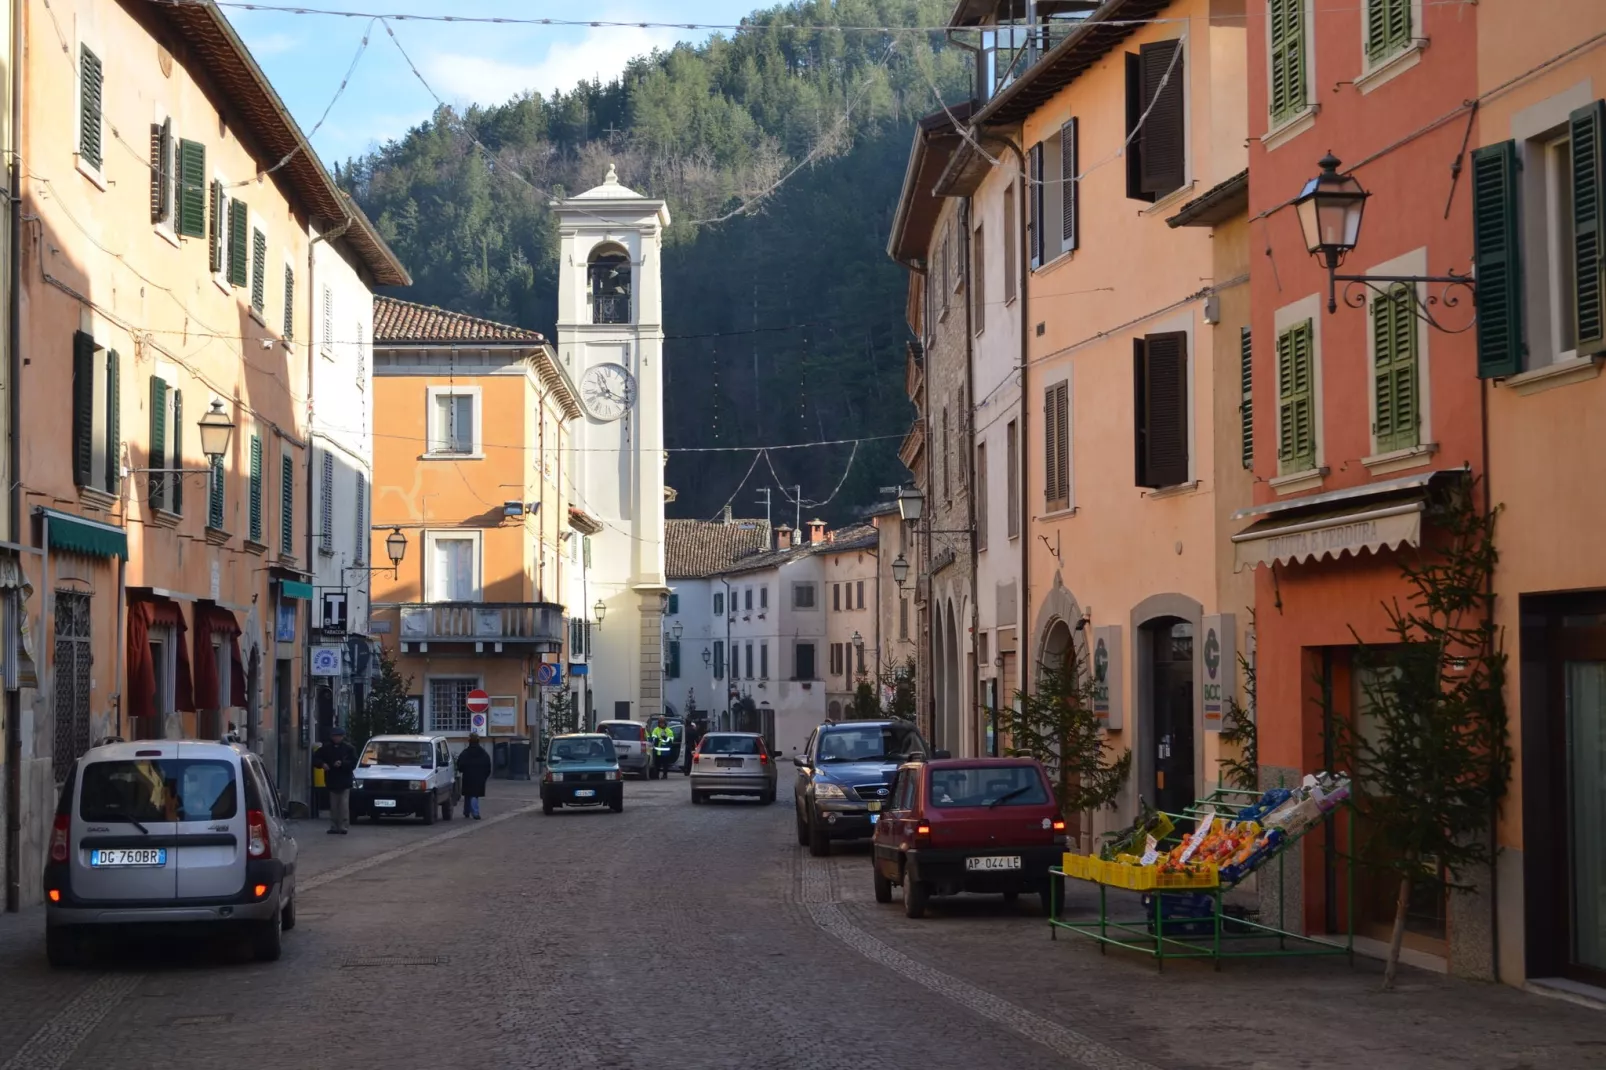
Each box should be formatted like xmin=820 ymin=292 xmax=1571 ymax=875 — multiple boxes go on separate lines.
xmin=553 ymin=166 xmax=671 ymax=723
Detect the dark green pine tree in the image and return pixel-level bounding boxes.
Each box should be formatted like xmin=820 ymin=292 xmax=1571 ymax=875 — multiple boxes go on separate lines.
xmin=1004 ymin=656 xmax=1132 ymax=831
xmin=347 ymin=647 xmax=417 ymax=751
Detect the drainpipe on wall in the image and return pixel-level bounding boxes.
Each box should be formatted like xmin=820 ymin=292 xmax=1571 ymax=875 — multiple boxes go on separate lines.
xmin=4 ymin=0 xmax=23 ymax=914
xmin=960 ymin=199 xmax=979 ymax=757
xmin=1001 ymin=139 xmax=1031 ymax=694
xmin=923 ymin=278 xmax=936 ymax=747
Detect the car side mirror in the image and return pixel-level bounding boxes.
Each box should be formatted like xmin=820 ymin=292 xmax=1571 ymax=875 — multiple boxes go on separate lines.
xmin=792 ymin=754 xmax=806 ymax=768
xmin=933 ymin=749 xmax=952 ymax=760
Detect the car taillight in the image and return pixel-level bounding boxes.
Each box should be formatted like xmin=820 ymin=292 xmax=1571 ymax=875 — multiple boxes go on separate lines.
xmin=247 ymin=810 xmax=271 ymax=860
xmin=915 ymin=822 xmax=931 ymax=845
xmin=1051 ymin=817 xmax=1066 ymax=832
xmin=758 ymin=751 xmax=768 ymax=765
xmin=50 ymin=814 xmax=70 ymax=863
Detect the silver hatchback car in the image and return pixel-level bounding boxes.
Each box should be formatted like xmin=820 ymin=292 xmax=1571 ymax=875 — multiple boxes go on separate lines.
xmin=689 ymin=732 xmax=777 ymax=804
xmin=44 ymin=740 xmax=298 ymax=967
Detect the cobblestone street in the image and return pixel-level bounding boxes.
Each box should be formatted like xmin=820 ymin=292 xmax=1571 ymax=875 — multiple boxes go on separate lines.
xmin=1 ymin=775 xmax=1603 ymax=1070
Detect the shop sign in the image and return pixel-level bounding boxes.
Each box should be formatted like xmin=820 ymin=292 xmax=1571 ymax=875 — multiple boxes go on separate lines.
xmin=310 ymin=645 xmax=342 ymax=676
xmin=1201 ymin=614 xmax=1236 ymax=732
xmin=275 ymin=600 xmax=298 ymax=643
xmin=1091 ymin=626 xmax=1123 ymax=731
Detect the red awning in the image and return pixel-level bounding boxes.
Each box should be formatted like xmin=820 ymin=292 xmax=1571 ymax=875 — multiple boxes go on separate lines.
xmin=126 ymin=597 xmax=195 ymax=725
xmin=192 ymin=604 xmax=246 ymax=709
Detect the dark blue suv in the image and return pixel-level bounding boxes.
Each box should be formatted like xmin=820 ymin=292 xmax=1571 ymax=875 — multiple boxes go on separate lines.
xmin=792 ymin=720 xmax=946 ymax=856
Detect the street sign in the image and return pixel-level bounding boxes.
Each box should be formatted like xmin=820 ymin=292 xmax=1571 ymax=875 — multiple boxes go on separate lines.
xmin=321 ymin=591 xmax=348 ymax=635
xmin=536 ymin=663 xmax=562 ymax=687
xmin=470 ymin=711 xmax=489 ymax=734
xmin=465 ymin=689 xmax=491 ymax=714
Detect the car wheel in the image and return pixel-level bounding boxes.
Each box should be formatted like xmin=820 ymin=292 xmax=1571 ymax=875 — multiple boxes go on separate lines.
xmin=542 ymin=800 xmax=555 ymax=815
xmin=795 ymin=807 xmax=809 ymax=846
xmin=807 ymin=810 xmax=831 ymax=857
xmin=281 ymin=890 xmax=297 ymax=931
xmin=903 ymin=877 xmax=929 ymax=919
xmin=422 ymin=792 xmax=437 ymax=825
xmin=873 ymin=866 xmax=893 ymax=904
xmin=45 ymin=926 xmax=83 ymax=969
xmin=609 ymin=795 xmax=624 ymax=813
xmin=252 ymin=909 xmax=283 ymax=962
xmin=691 ymin=791 xmax=705 ymax=805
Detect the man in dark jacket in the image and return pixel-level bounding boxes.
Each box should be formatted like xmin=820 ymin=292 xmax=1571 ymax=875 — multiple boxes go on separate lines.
xmin=456 ymin=734 xmax=492 ymax=819
xmin=681 ymin=718 xmax=702 ymax=775
xmin=313 ymin=726 xmax=358 ymax=834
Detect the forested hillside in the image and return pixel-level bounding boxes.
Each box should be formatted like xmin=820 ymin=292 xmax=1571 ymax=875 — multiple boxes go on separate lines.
xmin=339 ymin=0 xmax=968 ymax=521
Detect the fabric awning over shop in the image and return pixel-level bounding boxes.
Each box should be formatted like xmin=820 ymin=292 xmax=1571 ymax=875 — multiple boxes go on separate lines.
xmin=41 ymin=509 xmax=128 ymax=560
xmin=127 ymin=597 xmax=195 ymax=724
xmin=1233 ymin=501 xmax=1423 ymax=571
xmin=193 ymin=604 xmax=247 ymax=709
xmin=280 ymin=580 xmax=314 ymax=600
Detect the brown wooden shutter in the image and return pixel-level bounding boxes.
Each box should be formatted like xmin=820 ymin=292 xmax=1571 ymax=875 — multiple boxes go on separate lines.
xmin=72 ymin=331 xmax=96 ymax=487
xmin=1061 ymin=118 xmax=1079 ymax=253
xmin=1139 ymin=40 xmax=1186 ymax=197
xmin=1135 ymin=332 xmax=1189 ymax=488
xmin=1124 ymin=55 xmax=1152 ymax=202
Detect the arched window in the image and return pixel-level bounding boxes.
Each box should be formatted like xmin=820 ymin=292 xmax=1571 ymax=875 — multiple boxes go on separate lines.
xmin=588 ymin=244 xmax=631 ymax=324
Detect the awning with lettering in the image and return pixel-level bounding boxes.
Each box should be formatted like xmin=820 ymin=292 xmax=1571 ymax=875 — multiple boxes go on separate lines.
xmin=1232 ymin=500 xmax=1423 ymax=571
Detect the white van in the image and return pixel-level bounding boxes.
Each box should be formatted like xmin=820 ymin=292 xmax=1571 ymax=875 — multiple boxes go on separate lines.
xmin=44 ymin=739 xmax=298 ymax=967
xmin=351 ymin=734 xmax=461 ymax=823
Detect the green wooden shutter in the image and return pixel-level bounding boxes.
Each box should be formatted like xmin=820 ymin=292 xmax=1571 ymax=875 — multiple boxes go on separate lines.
xmin=1269 ymin=0 xmax=1306 ymax=125
xmin=150 ymin=120 xmax=172 ymax=224
xmin=72 ymin=331 xmax=95 ymax=487
xmin=177 ymin=140 xmax=207 ymax=238
xmin=283 ymin=266 xmax=295 ymax=341
xmin=1239 ymin=327 xmax=1253 ymax=469
xmin=667 ymin=641 xmax=681 ymax=680
xmin=280 ymin=452 xmax=294 ymax=554
xmin=1571 ymin=100 xmax=1606 ymax=353
xmin=667 ymin=593 xmax=679 ymax=615
xmin=170 ymin=390 xmax=184 ymax=515
xmin=249 ymin=434 xmax=263 ymax=542
xmin=1472 ymin=141 xmax=1524 ymax=378
xmin=209 ymin=182 xmax=224 ymax=273
xmin=1277 ymin=321 xmax=1316 ymax=473
xmin=1372 ymin=285 xmax=1420 ymax=453
xmin=149 ymin=377 xmax=169 ymax=509
xmin=209 ymin=457 xmax=225 ymax=530
xmin=251 ymin=229 xmax=268 ymax=312
xmin=78 ymin=46 xmax=103 ymax=170
xmin=1366 ymin=0 xmax=1412 ymax=62
xmin=105 ymin=348 xmax=120 ymax=495
xmin=229 ymin=201 xmax=249 ymax=287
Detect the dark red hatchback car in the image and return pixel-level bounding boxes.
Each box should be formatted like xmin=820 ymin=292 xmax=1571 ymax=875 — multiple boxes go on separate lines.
xmin=870 ymin=758 xmax=1067 ymax=918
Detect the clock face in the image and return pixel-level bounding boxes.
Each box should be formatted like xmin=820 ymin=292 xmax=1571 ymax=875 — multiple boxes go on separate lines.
xmin=580 ymin=362 xmax=636 ymax=422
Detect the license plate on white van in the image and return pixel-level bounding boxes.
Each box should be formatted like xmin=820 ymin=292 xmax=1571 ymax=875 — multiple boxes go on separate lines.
xmin=90 ymin=848 xmax=167 ymax=867
xmin=966 ymin=855 xmax=1021 ymax=871
xmin=374 ymin=798 xmax=397 ymax=808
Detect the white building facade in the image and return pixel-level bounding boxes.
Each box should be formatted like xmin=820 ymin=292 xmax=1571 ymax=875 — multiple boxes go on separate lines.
xmin=553 ymin=167 xmax=672 ymax=725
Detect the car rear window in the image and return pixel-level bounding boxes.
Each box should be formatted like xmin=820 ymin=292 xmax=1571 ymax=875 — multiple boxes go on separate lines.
xmin=817 ymin=723 xmax=925 ymax=763
xmin=79 ymin=759 xmax=239 ymax=823
xmin=700 ymin=735 xmax=760 ymax=755
xmin=928 ymin=766 xmax=1048 ymax=808
xmin=360 ymin=740 xmax=433 ymax=767
xmin=600 ymin=723 xmax=643 ymax=742
xmin=549 ymin=738 xmax=616 ymax=763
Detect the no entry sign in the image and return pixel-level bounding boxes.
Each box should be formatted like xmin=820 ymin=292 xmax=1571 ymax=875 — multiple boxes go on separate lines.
xmin=465 ymin=689 xmax=490 ymax=714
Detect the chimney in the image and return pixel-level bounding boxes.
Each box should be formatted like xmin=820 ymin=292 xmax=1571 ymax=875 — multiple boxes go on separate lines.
xmin=722 ymin=504 xmax=733 ymax=524
xmin=807 ymin=518 xmax=827 ymax=544
xmin=775 ymin=524 xmax=794 ymax=550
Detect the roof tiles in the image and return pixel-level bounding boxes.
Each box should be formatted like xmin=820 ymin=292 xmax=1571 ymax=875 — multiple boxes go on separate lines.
xmin=374 ymin=296 xmax=549 ymax=346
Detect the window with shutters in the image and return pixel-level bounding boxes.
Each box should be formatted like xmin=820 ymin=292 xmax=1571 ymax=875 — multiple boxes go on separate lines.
xmin=713 ymin=592 xmax=724 ymax=616
xmin=942 ymin=406 xmax=951 ymax=501
xmin=713 ymin=640 xmax=725 ymax=680
xmin=1002 ymin=184 xmax=1018 ymax=302
xmin=208 ymin=456 xmax=226 ymax=532
xmin=795 ymin=643 xmax=816 ymax=681
xmin=319 ymin=452 xmax=334 ymax=554
xmin=149 ymin=119 xmax=174 ymax=228
xmin=70 ymin=332 xmax=119 ymax=496
xmin=972 ymin=222 xmax=986 ymax=334
xmin=175 ymin=140 xmax=206 ymax=239
xmin=248 ymin=434 xmax=264 ymax=544
xmin=899 ymin=596 xmax=910 ymax=640
xmin=209 ymin=179 xmax=226 ymax=278
xmin=227 ymin=200 xmax=248 ymax=287
xmin=1239 ymin=328 xmax=1254 ymax=469
xmin=667 ymin=593 xmax=679 ymax=615
xmin=280 ymin=450 xmax=295 ymax=555
xmin=833 ymin=583 xmax=841 ymax=612
xmin=77 ymin=45 xmax=104 ymax=175
xmin=1133 ymin=333 xmax=1190 ymax=489
xmin=666 ymin=641 xmax=682 ymax=680
xmin=830 ymin=642 xmax=843 ymax=676
xmin=1363 ymin=0 xmax=1415 ymax=68
xmin=321 ymin=287 xmax=334 ymax=358
xmin=744 ymin=642 xmax=754 ymax=679
xmin=976 ymin=441 xmax=989 ymax=552
xmin=147 ymin=377 xmax=177 ymax=514
xmin=250 ymin=227 xmax=268 ymax=314
xmin=1276 ymin=320 xmax=1318 ymax=474
xmin=760 ymin=642 xmax=770 ymax=680
xmin=1043 ymin=380 xmax=1071 ymax=512
xmin=1005 ymin=419 xmax=1020 ymax=539
xmin=1268 ymin=0 xmax=1312 ymax=128
xmin=792 ymin=583 xmax=816 ymax=610
xmin=425 ymin=387 xmax=481 ymax=455
xmin=1371 ymin=284 xmax=1421 ymax=454
xmin=282 ymin=265 xmax=295 ymax=341
xmin=354 ymin=471 xmax=367 ymax=564
xmin=1126 ymin=41 xmax=1186 ymax=201
xmin=1029 ymin=122 xmax=1077 ymax=269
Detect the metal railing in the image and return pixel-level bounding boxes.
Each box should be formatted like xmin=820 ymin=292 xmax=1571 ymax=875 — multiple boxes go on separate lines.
xmin=592 ymin=293 xmax=630 ymax=324
xmin=976 ymin=16 xmax=1088 ymax=103
xmin=394 ymin=601 xmax=564 ymax=644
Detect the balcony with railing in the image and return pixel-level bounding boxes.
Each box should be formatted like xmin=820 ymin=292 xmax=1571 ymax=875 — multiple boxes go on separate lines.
xmin=387 ymin=601 xmax=565 ymax=653
xmin=591 ymin=293 xmax=630 ymax=324
xmin=954 ymin=1 xmax=1100 ymax=105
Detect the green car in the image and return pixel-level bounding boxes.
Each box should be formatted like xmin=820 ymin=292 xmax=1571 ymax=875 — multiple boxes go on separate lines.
xmin=541 ymin=733 xmax=625 ymax=815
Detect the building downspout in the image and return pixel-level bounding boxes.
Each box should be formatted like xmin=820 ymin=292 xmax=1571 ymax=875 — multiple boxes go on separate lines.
xmin=998 ymin=137 xmax=1031 ymax=694
xmin=4 ymin=0 xmax=23 ymax=914
xmin=1480 ymin=374 xmax=1499 ymax=984
xmin=923 ymin=283 xmax=936 ymax=747
xmin=960 ymin=199 xmax=979 ymax=757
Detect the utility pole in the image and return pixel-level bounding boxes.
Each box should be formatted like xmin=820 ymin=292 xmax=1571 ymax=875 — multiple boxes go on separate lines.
xmin=755 ymin=487 xmax=771 ymax=539
xmin=794 ymin=486 xmax=801 ymax=536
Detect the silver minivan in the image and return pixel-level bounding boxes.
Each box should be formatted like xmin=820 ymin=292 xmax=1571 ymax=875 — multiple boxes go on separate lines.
xmin=44 ymin=740 xmax=298 ymax=967
xmin=597 ymin=720 xmax=651 ymax=778
xmin=690 ymin=732 xmax=777 ymax=804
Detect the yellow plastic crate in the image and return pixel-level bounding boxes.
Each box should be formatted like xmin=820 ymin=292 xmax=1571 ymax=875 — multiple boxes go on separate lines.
xmin=1097 ymin=860 xmax=1158 ymax=890
xmin=1061 ymin=853 xmax=1098 ymax=880
xmin=1154 ymin=862 xmax=1220 ymax=889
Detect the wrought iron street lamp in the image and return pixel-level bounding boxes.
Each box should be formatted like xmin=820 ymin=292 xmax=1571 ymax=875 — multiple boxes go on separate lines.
xmin=385 ymin=527 xmax=407 ymax=569
xmin=594 ymin=599 xmax=607 ymax=628
xmin=891 ymin=553 xmax=910 ymax=588
xmin=702 ymin=647 xmax=712 ymax=668
xmin=197 ymin=400 xmax=236 ymax=461
xmin=671 ymin=621 xmax=684 ymax=641
xmin=897 ymin=486 xmax=924 ymax=523
xmin=1297 ymin=152 xmax=1476 ymax=325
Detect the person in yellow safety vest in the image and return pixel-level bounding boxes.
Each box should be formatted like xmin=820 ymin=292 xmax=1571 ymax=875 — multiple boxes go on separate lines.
xmin=648 ymin=717 xmax=675 ymax=780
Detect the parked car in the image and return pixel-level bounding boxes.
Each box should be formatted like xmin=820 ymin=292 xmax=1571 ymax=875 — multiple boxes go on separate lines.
xmin=43 ymin=739 xmax=298 ymax=966
xmin=870 ymin=757 xmax=1067 ymax=919
xmin=793 ymin=719 xmax=946 ymax=856
xmin=597 ymin=720 xmax=650 ymax=778
xmin=542 ymin=734 xmax=624 ymax=814
xmin=351 ymin=734 xmax=460 ymax=824
xmin=689 ymin=732 xmax=777 ymax=804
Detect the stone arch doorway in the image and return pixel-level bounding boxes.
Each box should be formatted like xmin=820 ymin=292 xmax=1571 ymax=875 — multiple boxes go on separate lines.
xmin=1042 ymin=618 xmax=1075 ymax=675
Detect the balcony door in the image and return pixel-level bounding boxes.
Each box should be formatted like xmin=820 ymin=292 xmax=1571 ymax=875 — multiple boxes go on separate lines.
xmin=425 ymin=531 xmax=482 ymax=603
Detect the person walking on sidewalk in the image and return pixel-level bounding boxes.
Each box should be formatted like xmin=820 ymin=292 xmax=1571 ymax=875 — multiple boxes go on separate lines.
xmin=457 ymin=733 xmax=492 ymax=819
xmin=313 ymin=726 xmax=358 ymax=834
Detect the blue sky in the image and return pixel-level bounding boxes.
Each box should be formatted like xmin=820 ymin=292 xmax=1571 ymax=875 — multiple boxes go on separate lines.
xmin=228 ymin=1 xmax=762 ymax=167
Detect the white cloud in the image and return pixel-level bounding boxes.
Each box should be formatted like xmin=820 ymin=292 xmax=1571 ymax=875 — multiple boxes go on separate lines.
xmin=423 ymin=24 xmax=684 ymax=105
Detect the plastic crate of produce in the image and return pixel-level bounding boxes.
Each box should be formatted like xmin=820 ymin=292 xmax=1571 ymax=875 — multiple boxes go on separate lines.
xmin=1153 ymin=862 xmax=1219 ymax=889
xmin=1061 ymin=854 xmax=1098 ymax=880
xmin=1097 ymin=860 xmax=1158 ymax=891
